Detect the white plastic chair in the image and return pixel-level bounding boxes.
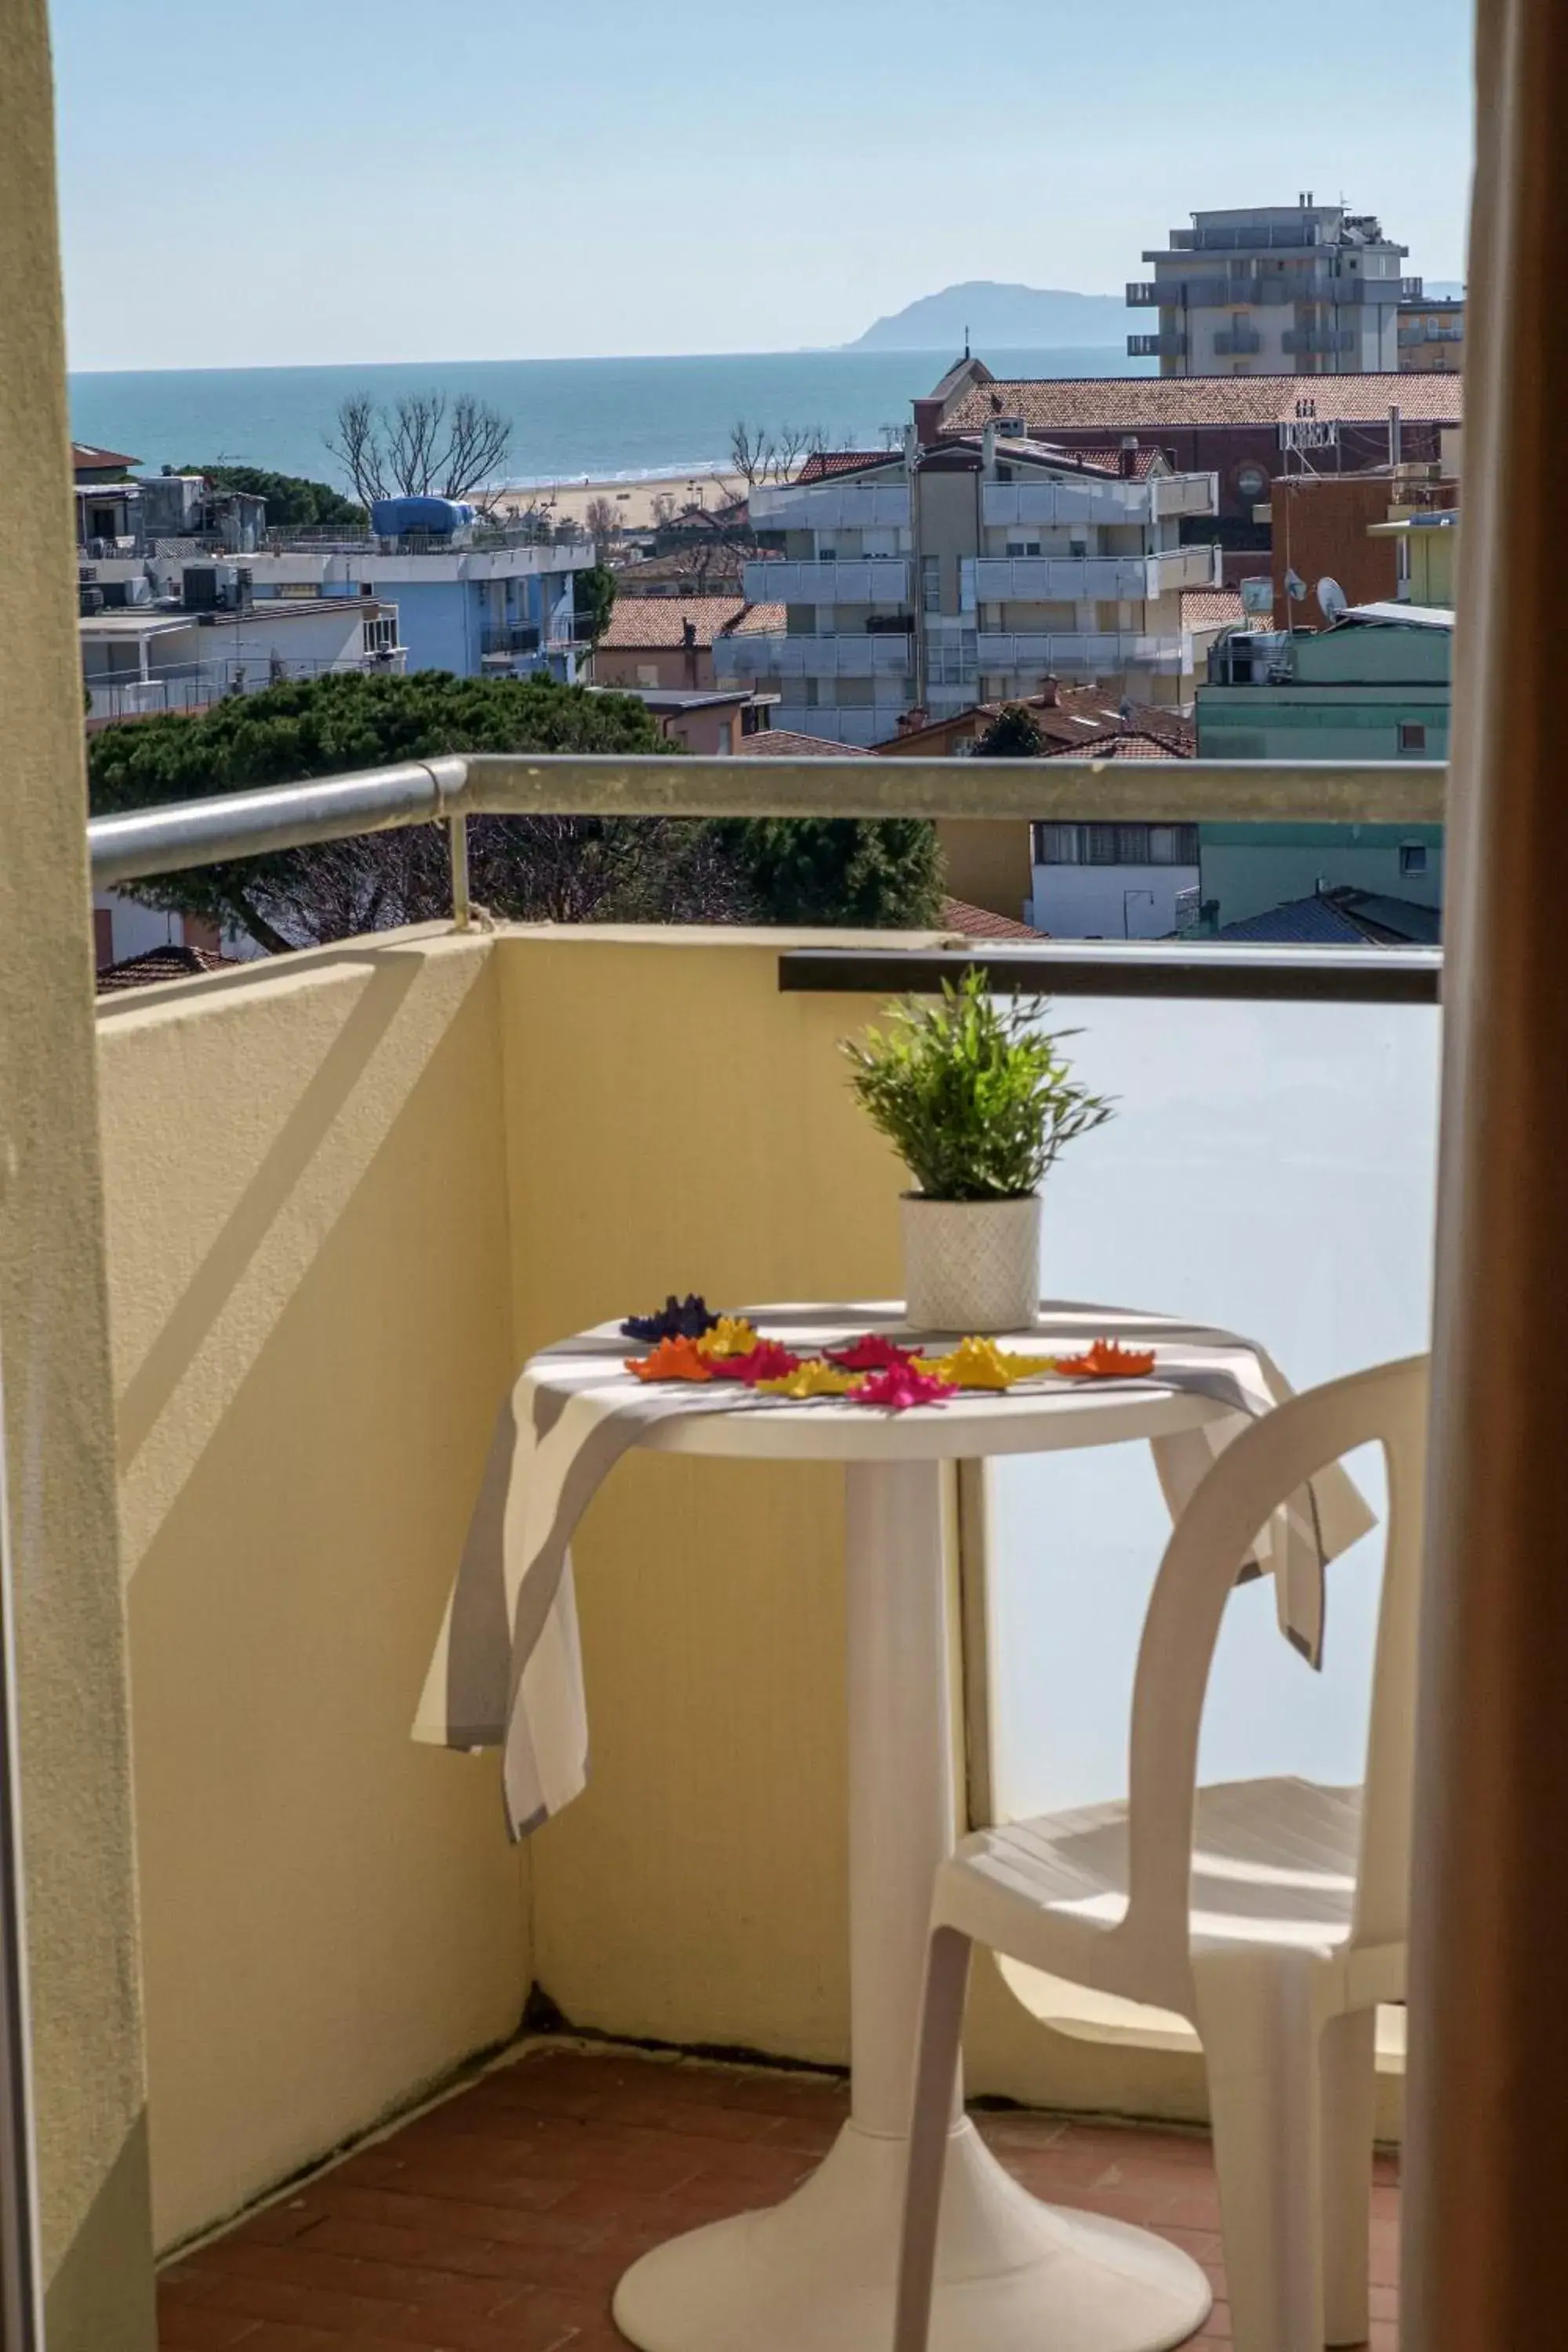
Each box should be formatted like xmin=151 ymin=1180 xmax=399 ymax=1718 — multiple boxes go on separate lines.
xmin=894 ymin=1356 xmax=1427 ymax=2352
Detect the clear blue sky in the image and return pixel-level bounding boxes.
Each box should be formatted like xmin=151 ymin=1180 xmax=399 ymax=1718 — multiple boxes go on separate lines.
xmin=52 ymin=0 xmax=1475 ymax=372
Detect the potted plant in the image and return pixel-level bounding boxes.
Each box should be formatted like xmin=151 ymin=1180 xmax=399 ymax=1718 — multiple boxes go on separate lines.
xmin=842 ymin=971 xmax=1113 ymax=1333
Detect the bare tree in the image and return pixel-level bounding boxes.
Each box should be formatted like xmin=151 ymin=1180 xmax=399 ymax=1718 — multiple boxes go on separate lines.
xmin=650 ymin=490 xmax=678 ymax=528
xmin=728 ymin=419 xmax=777 ymax=489
xmin=325 ymin=394 xmax=389 ymax=507
xmin=327 ymin=390 xmax=512 ymax=506
xmin=441 ymin=394 xmax=512 ymax=497
xmin=770 ymin=423 xmax=829 ymax=481
xmin=584 ymin=495 xmax=620 ymax=545
xmin=385 ymin=393 xmax=448 ymax=495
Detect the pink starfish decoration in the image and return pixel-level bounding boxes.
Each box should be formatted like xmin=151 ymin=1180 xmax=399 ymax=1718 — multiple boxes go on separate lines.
xmin=708 ymin=1339 xmax=802 ymax=1385
xmin=826 ymin=1332 xmax=919 ymax=1373
xmin=851 ymin=1361 xmax=950 ymax=1412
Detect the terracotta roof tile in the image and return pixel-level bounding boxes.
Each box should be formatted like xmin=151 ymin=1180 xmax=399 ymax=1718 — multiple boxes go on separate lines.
xmin=877 ymin=691 xmax=1195 ymax=759
xmin=72 ymin=441 xmax=141 ymax=472
xmin=941 ymin=372 xmax=1464 ymax=436
xmin=723 ymin=603 xmax=787 ymax=637
xmin=733 ymin=728 xmax=848 ymax=757
xmin=1181 ymin=587 xmax=1250 ymax=631
xmin=1063 ymin=444 xmax=1167 ymax=479
xmin=794 ymin=450 xmax=902 ymax=482
xmin=96 ymin=943 xmax=239 ymax=993
xmin=597 ymin=597 xmax=746 ymax=651
xmin=946 ymin=436 xmax=1168 ymax=481
xmin=939 ymin=897 xmax=1049 ymax=938
xmin=612 ymin=546 xmax=752 ymax=593
xmin=1039 ymin=728 xmax=1189 ymax=760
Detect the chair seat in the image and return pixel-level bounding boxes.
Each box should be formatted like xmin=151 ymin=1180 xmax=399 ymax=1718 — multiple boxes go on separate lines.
xmin=938 ymin=1777 xmax=1364 ymax=1978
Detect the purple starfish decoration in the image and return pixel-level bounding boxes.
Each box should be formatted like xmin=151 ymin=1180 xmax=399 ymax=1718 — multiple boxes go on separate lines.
xmin=620 ymin=1294 xmax=721 ymax=1344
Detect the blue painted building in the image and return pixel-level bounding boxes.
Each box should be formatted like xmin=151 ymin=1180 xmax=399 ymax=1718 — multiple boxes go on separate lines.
xmin=243 ymin=521 xmax=593 ymax=681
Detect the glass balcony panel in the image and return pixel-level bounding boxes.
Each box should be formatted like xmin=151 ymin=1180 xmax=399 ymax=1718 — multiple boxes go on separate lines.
xmin=986 ymin=991 xmax=1439 ymax=1826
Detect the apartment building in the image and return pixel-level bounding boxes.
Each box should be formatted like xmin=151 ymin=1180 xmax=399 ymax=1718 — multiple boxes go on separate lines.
xmin=1128 ymin=198 xmax=1418 ymax=377
xmin=924 ymin=359 xmax=1464 ymax=530
xmin=714 ymin=434 xmax=1220 ymax=744
xmin=1399 ymin=292 xmax=1465 ymax=372
xmin=241 ymin=514 xmax=591 ymax=681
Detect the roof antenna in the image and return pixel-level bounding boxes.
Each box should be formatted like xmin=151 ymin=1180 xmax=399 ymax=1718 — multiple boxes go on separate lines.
xmin=964 ymin=324 xmax=971 ymax=360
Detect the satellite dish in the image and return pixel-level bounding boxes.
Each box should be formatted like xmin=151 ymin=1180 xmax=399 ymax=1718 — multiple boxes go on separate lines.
xmin=1317 ymin=575 xmax=1349 ymax=624
xmin=1284 ymin=567 xmax=1307 ymax=602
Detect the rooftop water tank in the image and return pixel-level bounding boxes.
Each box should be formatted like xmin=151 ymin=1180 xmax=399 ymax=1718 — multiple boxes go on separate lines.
xmin=370 ymin=496 xmax=477 ymax=537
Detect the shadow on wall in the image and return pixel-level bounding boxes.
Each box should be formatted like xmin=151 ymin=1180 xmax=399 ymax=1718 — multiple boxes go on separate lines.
xmin=100 ymin=935 xmax=527 ymax=2246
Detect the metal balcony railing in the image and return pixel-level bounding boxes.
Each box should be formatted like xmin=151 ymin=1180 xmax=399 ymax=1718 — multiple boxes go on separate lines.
xmin=85 ymin=652 xmax=405 ymax=724
xmin=743 ymin=559 xmax=910 ymax=605
xmin=1213 ymin=328 xmax=1264 ymax=357
xmin=479 ymin=623 xmax=543 ymax=659
xmin=965 ymin=546 xmax=1221 ymax=602
xmin=1134 ymin=274 xmax=1407 ymax=312
xmin=713 ymin=633 xmax=913 ymax=681
xmin=748 ymin=483 xmax=911 ymax=530
xmin=1283 ymin=325 xmax=1359 ymax=355
xmin=263 ymin=524 xmax=593 ymax=559
xmin=85 ymin=750 xmax=1449 ymax=946
xmin=1127 ymin=332 xmax=1185 ymax=358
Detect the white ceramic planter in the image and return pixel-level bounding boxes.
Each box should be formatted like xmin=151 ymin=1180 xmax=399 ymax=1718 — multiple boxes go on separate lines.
xmin=900 ymin=1193 xmax=1041 ymax=1334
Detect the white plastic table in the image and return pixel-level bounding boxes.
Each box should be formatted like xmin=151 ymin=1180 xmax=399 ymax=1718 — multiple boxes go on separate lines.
xmin=609 ymin=1345 xmax=1227 ymax=2352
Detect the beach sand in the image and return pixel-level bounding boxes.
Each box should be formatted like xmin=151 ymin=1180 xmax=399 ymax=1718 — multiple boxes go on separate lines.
xmin=481 ymin=466 xmax=748 ymax=532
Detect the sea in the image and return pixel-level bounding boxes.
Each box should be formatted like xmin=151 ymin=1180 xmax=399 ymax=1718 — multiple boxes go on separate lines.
xmin=67 ymin=347 xmax=1149 ymax=488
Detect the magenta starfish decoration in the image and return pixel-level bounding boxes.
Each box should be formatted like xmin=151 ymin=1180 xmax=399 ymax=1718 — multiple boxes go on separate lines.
xmin=851 ymin=1361 xmax=950 ymax=1412
xmin=826 ymin=1332 xmax=919 ymax=1373
xmin=708 ymin=1340 xmax=802 ymax=1385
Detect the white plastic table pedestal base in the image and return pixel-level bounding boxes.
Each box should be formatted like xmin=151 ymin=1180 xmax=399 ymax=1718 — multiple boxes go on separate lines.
xmin=612 ymin=1459 xmax=1211 ymax=2352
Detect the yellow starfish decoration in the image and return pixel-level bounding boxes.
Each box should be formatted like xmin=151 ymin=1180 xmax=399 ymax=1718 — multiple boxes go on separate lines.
xmin=755 ymin=1359 xmax=866 ymax=1399
xmin=927 ymin=1335 xmax=1061 ymax=1390
xmin=696 ymin=1316 xmax=760 ymax=1360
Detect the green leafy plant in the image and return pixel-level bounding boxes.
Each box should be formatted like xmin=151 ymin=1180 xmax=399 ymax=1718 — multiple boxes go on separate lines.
xmin=974 ymin=701 xmax=1045 ymax=759
xmin=841 ymin=970 xmax=1113 ymax=1200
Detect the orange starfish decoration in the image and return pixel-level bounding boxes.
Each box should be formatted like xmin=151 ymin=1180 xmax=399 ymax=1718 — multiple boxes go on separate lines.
xmin=1053 ymin=1338 xmax=1157 ymax=1379
xmin=626 ymin=1334 xmax=714 ymax=1382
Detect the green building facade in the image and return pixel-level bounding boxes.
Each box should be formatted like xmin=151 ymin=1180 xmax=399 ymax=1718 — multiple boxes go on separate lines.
xmin=1192 ymin=612 xmax=1449 ymax=931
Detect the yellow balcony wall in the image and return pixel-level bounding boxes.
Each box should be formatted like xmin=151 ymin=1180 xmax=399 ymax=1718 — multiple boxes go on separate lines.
xmin=106 ymin=922 xmax=1410 ymax=2252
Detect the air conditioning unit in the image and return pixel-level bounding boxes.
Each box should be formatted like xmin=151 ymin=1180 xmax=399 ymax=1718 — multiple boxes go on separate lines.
xmin=78 ymin=585 xmax=105 ymax=615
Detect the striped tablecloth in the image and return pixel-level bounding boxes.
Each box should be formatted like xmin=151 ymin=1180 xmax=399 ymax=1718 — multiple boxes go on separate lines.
xmin=414 ymin=1303 xmax=1374 ymax=1838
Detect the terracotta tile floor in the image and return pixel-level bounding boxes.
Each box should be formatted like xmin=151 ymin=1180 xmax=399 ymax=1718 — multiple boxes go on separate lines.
xmin=158 ymin=2042 xmax=1400 ymax=2350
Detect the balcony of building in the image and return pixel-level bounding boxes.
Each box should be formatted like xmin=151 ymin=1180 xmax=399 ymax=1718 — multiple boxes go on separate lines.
xmin=265 ymin=523 xmax=594 ymax=562
xmin=982 ymin=479 xmax=1214 ymax=528
xmin=84 ymin=648 xmax=408 ymax=725
xmin=479 ymin=622 xmax=544 ymax=662
xmin=965 ymin=547 xmax=1221 ymax=604
xmin=741 ymin=558 xmax=911 ymax=605
xmin=966 ymin=628 xmax=1191 ymax=677
xmin=748 ymin=483 xmax=912 ymax=531
xmin=1212 ymin=327 xmax=1265 ymax=358
xmin=64 ymin=746 xmax=1447 ymax=2352
xmin=713 ymin=630 xmax=913 ymax=681
xmin=1283 ymin=325 xmax=1359 ymax=356
xmin=15 ymin=5 xmax=1568 ymax=2349
xmin=1127 ymin=331 xmax=1186 ymax=359
xmin=1134 ymin=275 xmax=1413 ymax=313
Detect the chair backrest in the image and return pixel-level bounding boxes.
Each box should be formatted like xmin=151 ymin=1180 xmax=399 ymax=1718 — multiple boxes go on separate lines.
xmin=1120 ymin=1356 xmax=1428 ymax=1976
